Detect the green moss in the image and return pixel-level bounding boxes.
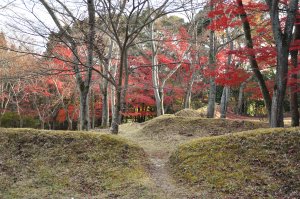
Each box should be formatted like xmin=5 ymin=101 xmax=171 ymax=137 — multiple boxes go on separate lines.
xmin=0 ymin=128 xmax=157 ymax=198
xmin=170 ymin=128 xmax=300 ymax=198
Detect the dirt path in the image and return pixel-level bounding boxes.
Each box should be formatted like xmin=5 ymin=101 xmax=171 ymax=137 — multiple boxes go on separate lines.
xmin=118 ymin=123 xmax=201 ymax=198
xmin=147 ymin=153 xmax=192 ymax=198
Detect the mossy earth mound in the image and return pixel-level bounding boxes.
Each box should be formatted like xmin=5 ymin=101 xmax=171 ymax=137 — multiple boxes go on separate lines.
xmin=174 ymin=108 xmax=205 ymax=117
xmin=170 ymin=128 xmax=300 ymax=198
xmin=139 ymin=114 xmax=268 ymax=140
xmin=0 ymin=128 xmax=156 ymax=199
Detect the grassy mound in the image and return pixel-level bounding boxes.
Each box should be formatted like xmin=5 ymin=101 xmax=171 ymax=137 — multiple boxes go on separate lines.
xmin=140 ymin=115 xmax=267 ymax=139
xmin=0 ymin=128 xmax=156 ymax=199
xmin=174 ymin=109 xmax=205 ymax=117
xmin=170 ymin=128 xmax=300 ymax=198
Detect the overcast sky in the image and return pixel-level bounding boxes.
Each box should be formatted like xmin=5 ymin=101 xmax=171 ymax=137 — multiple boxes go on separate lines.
xmin=0 ymin=0 xmax=202 ymax=53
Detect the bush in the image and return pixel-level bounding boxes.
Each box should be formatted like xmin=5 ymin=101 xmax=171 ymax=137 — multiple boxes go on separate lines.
xmin=22 ymin=115 xmax=40 ymax=128
xmin=0 ymin=112 xmax=39 ymax=128
xmin=0 ymin=112 xmax=19 ymax=127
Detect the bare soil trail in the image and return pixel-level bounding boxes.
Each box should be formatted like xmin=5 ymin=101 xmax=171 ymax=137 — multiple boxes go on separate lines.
xmin=118 ymin=120 xmax=230 ymax=198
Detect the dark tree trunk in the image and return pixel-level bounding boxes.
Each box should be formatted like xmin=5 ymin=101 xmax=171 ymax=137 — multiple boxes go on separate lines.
xmin=290 ymin=17 xmax=300 ymax=126
xmin=110 ymin=49 xmax=126 ymax=134
xmin=265 ymin=0 xmax=298 ymax=127
xmin=77 ymin=0 xmax=95 ymax=131
xmin=101 ymin=84 xmax=109 ymax=127
xmin=119 ymin=54 xmax=129 ymax=124
xmin=237 ymin=0 xmax=272 ymax=122
xmin=91 ymin=90 xmax=95 ymax=129
xmin=79 ymin=88 xmax=90 ymax=131
xmin=110 ymin=88 xmax=121 ymax=134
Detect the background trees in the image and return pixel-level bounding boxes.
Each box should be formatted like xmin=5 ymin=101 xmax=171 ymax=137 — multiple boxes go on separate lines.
xmin=0 ymin=0 xmax=299 ymax=131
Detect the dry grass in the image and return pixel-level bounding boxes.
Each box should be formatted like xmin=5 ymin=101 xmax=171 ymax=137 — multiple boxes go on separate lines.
xmin=120 ymin=114 xmax=268 ymax=157
xmin=136 ymin=115 xmax=267 ymax=150
xmin=170 ymin=128 xmax=300 ymax=198
xmin=1 ymin=115 xmax=289 ymax=198
xmin=0 ymin=128 xmax=158 ymax=199
xmin=174 ymin=109 xmax=205 ymax=117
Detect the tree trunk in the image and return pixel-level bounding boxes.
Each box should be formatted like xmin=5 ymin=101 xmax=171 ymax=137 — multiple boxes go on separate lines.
xmin=110 ymin=49 xmax=126 ymax=134
xmin=220 ymin=86 xmax=230 ymax=118
xmin=91 ymin=90 xmax=95 ymax=129
xmin=290 ymin=73 xmax=299 ymax=126
xmin=207 ymin=79 xmax=216 ymax=118
xmin=153 ymin=60 xmax=163 ymax=116
xmin=110 ymin=88 xmax=121 ymax=134
xmin=184 ymin=65 xmax=196 ymax=109
xmin=41 ymin=120 xmax=45 ymax=129
xmin=67 ymin=117 xmax=73 ymax=130
xmin=207 ymin=23 xmax=216 ymax=118
xmin=270 ymin=47 xmax=289 ymax=127
xmin=52 ymin=121 xmax=56 ymax=130
xmin=290 ymin=17 xmax=300 ymax=127
xmin=16 ymin=104 xmax=23 ymax=128
xmin=110 ymin=64 xmax=117 ymax=127
xmin=237 ymin=83 xmax=245 ymax=115
xmin=119 ymin=52 xmax=129 ymax=124
xmin=101 ymin=84 xmax=109 ymax=127
xmin=237 ymin=75 xmax=254 ymax=115
xmin=183 ymin=81 xmax=193 ymax=109
xmin=150 ymin=21 xmax=163 ymax=116
xmin=265 ymin=0 xmax=298 ymax=127
xmin=110 ymin=85 xmax=116 ymax=126
xmin=237 ymin=0 xmax=272 ymax=122
xmin=19 ymin=116 xmax=23 ymax=128
xmin=101 ymin=39 xmax=113 ymax=127
xmin=64 ymin=107 xmax=73 ymax=130
xmin=220 ymin=29 xmax=233 ymax=119
xmin=79 ymin=88 xmax=90 ymax=131
xmin=77 ymin=0 xmax=95 ymax=131
xmin=159 ymin=88 xmax=165 ymax=115
xmin=48 ymin=122 xmax=51 ymax=130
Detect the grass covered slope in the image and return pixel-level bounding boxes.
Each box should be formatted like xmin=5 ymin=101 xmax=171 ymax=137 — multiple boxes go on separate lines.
xmin=174 ymin=109 xmax=205 ymax=117
xmin=170 ymin=128 xmax=300 ymax=198
xmin=0 ymin=128 xmax=156 ymax=199
xmin=140 ymin=115 xmax=267 ymax=139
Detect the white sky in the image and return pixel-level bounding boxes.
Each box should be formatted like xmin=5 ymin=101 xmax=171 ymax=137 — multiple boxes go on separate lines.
xmin=0 ymin=0 xmax=203 ymax=53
